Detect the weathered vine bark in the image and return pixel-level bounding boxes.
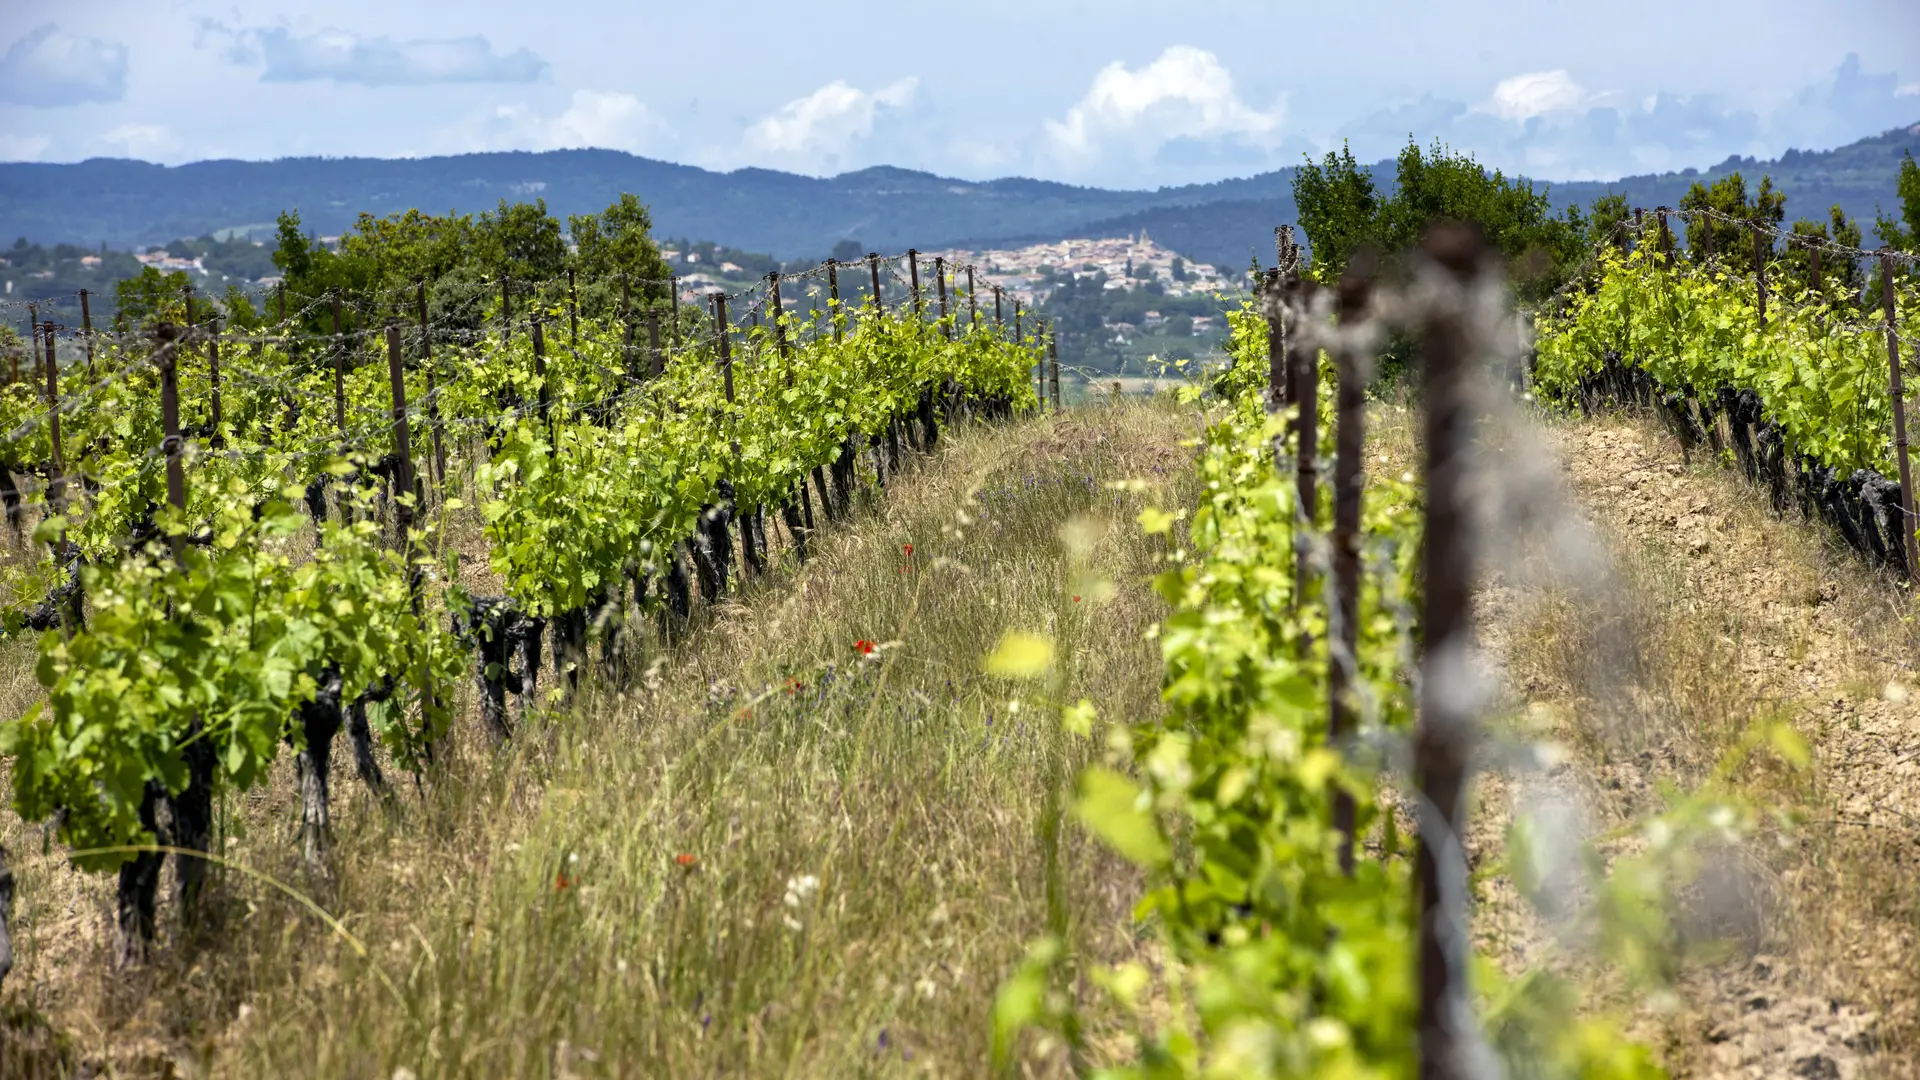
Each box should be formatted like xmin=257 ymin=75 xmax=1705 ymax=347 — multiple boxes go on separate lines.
xmin=295 ymin=668 xmax=345 ymax=866
xmin=115 ymin=784 xmax=164 ymax=967
xmin=0 ymin=842 xmax=14 ymax=990
xmin=169 ymin=735 xmax=217 ymax=921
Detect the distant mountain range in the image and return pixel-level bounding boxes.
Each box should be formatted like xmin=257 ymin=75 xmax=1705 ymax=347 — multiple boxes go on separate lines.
xmin=2 ymin=123 xmax=1916 ymax=272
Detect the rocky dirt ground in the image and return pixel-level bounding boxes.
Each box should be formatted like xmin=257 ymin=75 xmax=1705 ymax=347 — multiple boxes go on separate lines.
xmin=1473 ymin=411 xmax=1920 ymax=1079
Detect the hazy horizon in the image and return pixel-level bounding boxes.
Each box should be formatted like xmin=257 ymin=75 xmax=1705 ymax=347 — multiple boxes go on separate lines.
xmin=2 ymin=1 xmax=1917 ymax=189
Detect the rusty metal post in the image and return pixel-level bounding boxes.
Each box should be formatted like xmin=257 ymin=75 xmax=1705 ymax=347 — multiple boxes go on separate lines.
xmin=908 ymin=249 xmax=922 ymax=319
xmin=1885 ymin=250 xmax=1918 ymax=577
xmin=869 ymin=253 xmax=884 ymax=323
xmin=1414 ymin=226 xmax=1483 ymax=1080
xmin=995 ymin=285 xmax=1004 ymax=330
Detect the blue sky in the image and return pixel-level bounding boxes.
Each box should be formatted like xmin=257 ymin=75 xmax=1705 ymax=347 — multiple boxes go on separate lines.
xmin=1 ymin=1 xmax=1916 ymax=188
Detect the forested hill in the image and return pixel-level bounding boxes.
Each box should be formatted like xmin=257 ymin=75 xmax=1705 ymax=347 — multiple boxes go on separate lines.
xmin=1 ymin=123 xmax=1916 ymax=270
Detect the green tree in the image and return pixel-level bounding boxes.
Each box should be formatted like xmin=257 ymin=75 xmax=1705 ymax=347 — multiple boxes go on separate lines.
xmin=112 ymin=266 xmax=194 ymax=331
xmin=567 ymin=193 xmax=674 ymax=321
xmin=1291 ymin=142 xmax=1382 ymax=280
xmin=1679 ymin=172 xmax=1786 ymax=273
xmin=1784 ymin=205 xmax=1864 ymax=297
xmin=1873 ymin=151 xmax=1920 ymax=253
xmin=475 ymin=199 xmax=567 ymax=291
xmin=1587 ymin=193 xmax=1630 ymax=256
xmin=1293 ymin=139 xmax=1582 ymax=301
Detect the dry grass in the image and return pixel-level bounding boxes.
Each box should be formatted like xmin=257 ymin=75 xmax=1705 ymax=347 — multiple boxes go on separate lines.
xmin=0 ymin=395 xmax=1203 ymax=1079
xmin=1479 ymin=408 xmax=1920 ymax=1078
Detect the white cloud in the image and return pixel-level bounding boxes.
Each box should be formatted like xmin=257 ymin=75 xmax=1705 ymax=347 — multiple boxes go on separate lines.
xmin=1898 ymin=82 xmax=1920 ymax=97
xmin=461 ymin=90 xmax=670 ymax=156
xmin=96 ymin=124 xmax=179 ymax=159
xmin=0 ymin=24 xmax=128 ymax=108
xmin=202 ymin=22 xmax=546 ymax=87
xmin=1486 ymin=70 xmax=1591 ymax=121
xmin=743 ymin=78 xmax=918 ymax=171
xmin=1045 ymin=46 xmax=1285 ymax=161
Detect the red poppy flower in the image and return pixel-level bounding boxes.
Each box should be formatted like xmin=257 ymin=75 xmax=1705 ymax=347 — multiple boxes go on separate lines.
xmin=903 ymin=543 xmax=914 ymax=556
xmin=855 ymin=639 xmax=876 ymax=655
xmin=555 ymin=872 xmax=575 ymax=890
xmin=675 ymin=853 xmax=697 ymax=868
xmin=1072 ymin=595 xmax=1081 ymax=603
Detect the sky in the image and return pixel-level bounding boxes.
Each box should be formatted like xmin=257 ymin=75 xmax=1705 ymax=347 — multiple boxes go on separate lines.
xmin=1 ymin=1 xmax=1917 ymax=189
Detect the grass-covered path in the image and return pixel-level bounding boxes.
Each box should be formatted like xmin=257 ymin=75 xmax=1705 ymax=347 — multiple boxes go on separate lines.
xmin=1 ymin=397 xmax=1200 ymax=1079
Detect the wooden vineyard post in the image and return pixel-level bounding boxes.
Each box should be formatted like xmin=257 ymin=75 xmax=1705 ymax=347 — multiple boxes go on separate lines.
xmin=621 ymin=274 xmax=634 ymax=381
xmin=647 ymin=311 xmax=663 ymax=379
xmin=909 ymin=249 xmax=922 ymax=320
xmin=769 ymin=272 xmax=786 ymax=361
xmin=936 ymin=256 xmax=951 ymax=339
xmin=207 ymin=316 xmax=224 ymax=448
xmin=417 ymin=280 xmax=445 ymax=489
xmin=1752 ymin=222 xmax=1769 ymax=329
xmin=501 ymin=276 xmax=513 ymax=343
xmin=41 ymin=323 xmax=70 ymax=634
xmin=531 ymin=316 xmax=550 ymax=431
xmin=1048 ymin=325 xmax=1061 ymax=410
xmin=1657 ymin=207 xmax=1673 ymax=267
xmin=1884 ymin=250 xmax=1918 ymax=577
xmin=1632 ymin=207 xmax=1642 ymax=254
xmin=669 ymin=275 xmax=680 ymax=355
xmin=868 ymin=253 xmax=884 ymax=326
xmin=384 ymin=323 xmax=419 ymax=566
xmin=1329 ymin=266 xmax=1371 ymax=875
xmin=1014 ymin=300 xmax=1023 ymax=346
xmin=1415 ymin=225 xmax=1483 ymax=1080
xmin=713 ymin=294 xmax=734 ymax=406
xmin=1265 ymin=268 xmax=1286 ymax=411
xmin=331 ymin=292 xmax=346 ymax=438
xmin=1291 ymin=275 xmax=1319 ymax=635
xmin=827 ymin=258 xmax=842 ymax=341
xmin=568 ymin=267 xmax=579 ymax=348
xmin=157 ymin=323 xmax=188 ymax=564
xmin=79 ymin=289 xmax=94 ymax=378
xmin=967 ymin=265 xmax=978 ymax=329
